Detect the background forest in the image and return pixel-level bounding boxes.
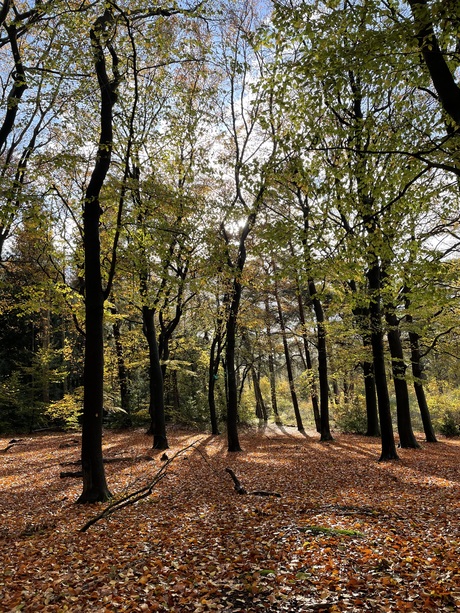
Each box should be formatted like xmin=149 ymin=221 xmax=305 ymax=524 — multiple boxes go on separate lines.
xmin=1 ymin=0 xmax=460 ymax=476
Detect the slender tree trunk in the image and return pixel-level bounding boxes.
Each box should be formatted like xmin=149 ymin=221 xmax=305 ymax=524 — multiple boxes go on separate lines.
xmin=385 ymin=306 xmax=419 ymax=448
xmin=171 ymin=370 xmax=180 ymax=415
xmin=264 ymin=296 xmax=280 ymax=422
xmin=273 ymin=276 xmax=304 ymax=431
xmin=362 ymin=349 xmax=379 ymax=436
xmin=308 ymin=279 xmax=333 ymax=441
xmin=222 ymin=211 xmax=260 ymax=452
xmin=252 ymin=367 xmax=268 ymax=421
xmin=405 ymin=295 xmax=437 ymax=442
xmin=0 ymin=24 xmax=27 ymax=151
xmin=408 ymin=327 xmax=438 ymax=443
xmin=111 ymin=307 xmax=131 ymax=425
xmin=296 ymin=285 xmax=320 ymax=431
xmin=143 ymin=306 xmax=168 ymax=450
xmin=225 ymin=284 xmax=242 ymax=451
xmin=208 ymin=334 xmax=221 ymax=435
xmin=367 ymin=263 xmax=399 ymax=461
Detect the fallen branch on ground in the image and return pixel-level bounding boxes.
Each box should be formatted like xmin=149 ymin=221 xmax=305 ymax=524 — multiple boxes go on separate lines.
xmin=79 ymin=440 xmax=202 ymax=532
xmin=225 ymin=468 xmax=281 ymax=497
xmin=1 ymin=439 xmax=24 ymax=453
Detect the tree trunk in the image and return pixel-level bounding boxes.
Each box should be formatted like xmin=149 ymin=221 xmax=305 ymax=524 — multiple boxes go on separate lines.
xmin=0 ymin=25 xmax=28 ymax=150
xmin=407 ymin=0 xmax=460 ymax=128
xmin=222 ymin=212 xmax=260 ymax=453
xmin=79 ymin=204 xmax=111 ymax=501
xmin=367 ymin=263 xmax=399 ymax=461
xmin=405 ymin=298 xmax=437 ymax=442
xmin=78 ymin=9 xmax=119 ymax=503
xmin=264 ymin=296 xmax=280 ymax=422
xmin=208 ymin=334 xmax=221 ymax=435
xmin=252 ymin=367 xmax=268 ymax=421
xmin=274 ymin=276 xmax=304 ymax=431
xmin=143 ymin=306 xmax=169 ymax=450
xmin=111 ymin=307 xmax=131 ymax=425
xmin=409 ymin=329 xmax=438 ymax=443
xmin=362 ymin=353 xmax=379 ymax=436
xmin=308 ymin=279 xmax=333 ymax=441
xmin=295 ymin=286 xmax=320 ymax=431
xmin=225 ymin=286 xmax=242 ymax=451
xmin=385 ymin=306 xmax=419 ymax=448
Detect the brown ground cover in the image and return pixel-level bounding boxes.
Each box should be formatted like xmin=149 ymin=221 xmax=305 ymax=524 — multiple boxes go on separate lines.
xmin=0 ymin=426 xmax=459 ymax=612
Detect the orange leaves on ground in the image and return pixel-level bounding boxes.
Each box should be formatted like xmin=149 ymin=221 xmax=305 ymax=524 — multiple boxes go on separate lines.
xmin=0 ymin=426 xmax=459 ymax=611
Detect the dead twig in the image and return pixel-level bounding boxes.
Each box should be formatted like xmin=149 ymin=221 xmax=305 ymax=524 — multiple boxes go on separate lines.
xmin=79 ymin=440 xmax=202 ymax=532
xmin=225 ymin=467 xmax=281 ymax=497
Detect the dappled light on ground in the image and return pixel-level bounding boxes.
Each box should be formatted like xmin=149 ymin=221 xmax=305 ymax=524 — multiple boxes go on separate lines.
xmin=0 ymin=426 xmax=459 ymax=611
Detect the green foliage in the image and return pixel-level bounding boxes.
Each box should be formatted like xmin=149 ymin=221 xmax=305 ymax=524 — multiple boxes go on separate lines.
xmin=426 ymin=382 xmax=460 ymax=437
xmin=0 ymin=371 xmax=47 ymax=434
xmin=45 ymin=389 xmax=83 ymax=430
xmin=334 ymin=395 xmax=368 ymax=435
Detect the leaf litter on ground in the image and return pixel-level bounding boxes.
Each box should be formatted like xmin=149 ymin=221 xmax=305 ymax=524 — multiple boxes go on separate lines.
xmin=0 ymin=425 xmax=459 ymax=612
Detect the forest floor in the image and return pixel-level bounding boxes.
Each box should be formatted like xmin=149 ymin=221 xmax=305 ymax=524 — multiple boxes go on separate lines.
xmin=0 ymin=425 xmax=459 ymax=612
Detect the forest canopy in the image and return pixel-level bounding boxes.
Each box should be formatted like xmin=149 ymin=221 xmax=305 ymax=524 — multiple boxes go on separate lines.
xmin=1 ymin=0 xmax=460 ymax=500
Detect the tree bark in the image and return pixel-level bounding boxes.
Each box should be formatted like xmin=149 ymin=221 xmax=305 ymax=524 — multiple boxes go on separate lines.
xmin=143 ymin=306 xmax=169 ymax=450
xmin=78 ymin=9 xmax=120 ymax=503
xmin=367 ymin=263 xmax=399 ymax=461
xmin=385 ymin=305 xmax=419 ymax=448
xmin=308 ymin=279 xmax=333 ymax=441
xmin=362 ymin=351 xmax=379 ymax=437
xmin=295 ymin=284 xmax=320 ymax=431
xmin=252 ymin=367 xmax=268 ymax=421
xmin=225 ymin=283 xmax=242 ymax=451
xmin=404 ymin=293 xmax=437 ymax=442
xmin=273 ymin=271 xmax=304 ymax=431
xmin=407 ymin=0 xmax=460 ymax=128
xmin=264 ymin=296 xmax=280 ymax=422
xmin=0 ymin=24 xmax=28 ymax=151
xmin=208 ymin=333 xmax=222 ymax=435
xmin=111 ymin=307 xmax=131 ymax=425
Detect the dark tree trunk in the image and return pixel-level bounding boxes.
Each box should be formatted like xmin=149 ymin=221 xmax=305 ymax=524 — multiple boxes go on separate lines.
xmin=409 ymin=328 xmax=438 ymax=443
xmin=295 ymin=285 xmax=320 ymax=431
xmin=158 ymin=299 xmax=183 ymax=381
xmin=252 ymin=367 xmax=268 ymax=421
xmin=362 ymin=352 xmax=379 ymax=436
xmin=274 ymin=275 xmax=304 ymax=432
xmin=225 ymin=286 xmax=242 ymax=451
xmin=367 ymin=263 xmax=399 ymax=461
xmin=143 ymin=306 xmax=169 ymax=450
xmin=208 ymin=334 xmax=221 ymax=435
xmin=111 ymin=308 xmax=131 ymax=425
xmin=308 ymin=279 xmax=333 ymax=441
xmin=408 ymin=0 xmax=460 ymax=128
xmin=222 ymin=210 xmax=260 ymax=452
xmin=385 ymin=306 xmax=419 ymax=448
xmin=79 ymin=202 xmax=110 ymax=502
xmin=171 ymin=370 xmax=180 ymax=415
xmin=0 ymin=24 xmax=27 ymax=151
xmin=405 ymin=295 xmax=437 ymax=442
xmin=264 ymin=296 xmax=280 ymax=422
xmin=78 ymin=9 xmax=120 ymax=503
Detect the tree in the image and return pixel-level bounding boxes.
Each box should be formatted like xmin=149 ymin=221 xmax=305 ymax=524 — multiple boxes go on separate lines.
xmin=271 ymin=260 xmax=304 ymax=431
xmin=216 ymin=0 xmax=278 ymax=451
